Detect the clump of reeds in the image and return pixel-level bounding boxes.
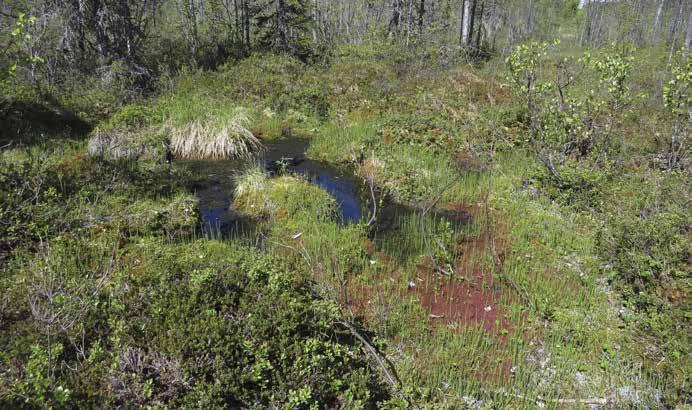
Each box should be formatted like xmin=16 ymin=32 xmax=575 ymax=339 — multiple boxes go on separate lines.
xmin=167 ymin=107 xmax=263 ymax=160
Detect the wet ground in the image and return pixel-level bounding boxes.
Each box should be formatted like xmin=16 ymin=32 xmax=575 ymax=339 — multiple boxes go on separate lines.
xmin=177 ymin=138 xmax=367 ymax=238
xmin=177 ymin=137 xmax=521 ymax=336
xmin=177 ymin=137 xmax=476 ymax=242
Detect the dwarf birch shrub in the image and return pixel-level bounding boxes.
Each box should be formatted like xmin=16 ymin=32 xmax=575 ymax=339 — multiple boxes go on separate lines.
xmin=662 ymin=52 xmax=690 ymax=169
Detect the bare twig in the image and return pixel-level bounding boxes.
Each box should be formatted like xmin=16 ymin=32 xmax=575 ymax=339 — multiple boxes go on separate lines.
xmin=365 ymin=151 xmax=380 ymax=227
xmin=366 ymin=179 xmax=378 ymax=226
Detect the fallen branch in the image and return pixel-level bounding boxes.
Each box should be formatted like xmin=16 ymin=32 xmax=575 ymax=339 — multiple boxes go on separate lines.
xmin=337 ymin=319 xmax=402 ymax=393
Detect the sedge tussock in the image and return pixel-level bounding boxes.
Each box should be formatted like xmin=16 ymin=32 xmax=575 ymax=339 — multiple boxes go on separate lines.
xmin=168 ymin=108 xmax=263 ymax=160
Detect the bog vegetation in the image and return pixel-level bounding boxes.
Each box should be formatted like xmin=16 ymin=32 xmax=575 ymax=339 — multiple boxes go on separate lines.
xmin=0 ymin=0 xmax=689 ymax=408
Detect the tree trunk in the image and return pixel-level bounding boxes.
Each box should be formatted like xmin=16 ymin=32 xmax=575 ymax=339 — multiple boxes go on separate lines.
xmin=462 ymin=0 xmax=471 ymax=45
xmin=71 ymin=0 xmax=87 ymax=55
xmin=486 ymin=0 xmax=498 ymax=52
xmin=652 ymin=0 xmax=665 ymax=42
xmin=91 ymin=0 xmax=108 ymax=62
xmin=467 ymin=0 xmax=477 ymax=46
xmin=311 ymin=0 xmax=318 ymax=44
xmin=684 ymin=11 xmax=691 ymax=59
xmin=234 ymin=0 xmax=240 ymax=46
xmin=527 ymin=0 xmax=535 ymax=36
xmin=668 ymin=0 xmax=683 ymax=45
xmin=588 ymin=2 xmax=601 ymax=45
xmin=388 ymin=0 xmax=402 ymax=39
xmin=418 ymin=0 xmax=425 ymax=33
xmin=459 ymin=0 xmax=466 ymax=45
xmin=475 ymin=0 xmax=484 ymax=50
xmin=243 ymin=0 xmax=250 ymax=51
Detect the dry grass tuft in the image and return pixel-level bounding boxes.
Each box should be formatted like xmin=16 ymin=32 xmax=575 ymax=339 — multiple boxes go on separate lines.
xmin=167 ymin=108 xmax=263 ymax=160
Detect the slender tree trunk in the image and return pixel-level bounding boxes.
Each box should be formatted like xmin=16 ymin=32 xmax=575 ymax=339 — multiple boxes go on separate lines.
xmin=475 ymin=0 xmax=484 ymax=50
xmin=311 ymin=0 xmax=318 ymax=44
xmin=579 ymin=0 xmax=591 ymax=46
xmin=486 ymin=0 xmax=497 ymax=52
xmin=684 ymin=11 xmax=691 ymax=59
xmin=405 ymin=0 xmax=413 ymax=46
xmin=668 ymin=0 xmax=683 ymax=45
xmin=91 ymin=0 xmax=108 ymax=62
xmin=459 ymin=0 xmax=466 ymax=45
xmin=526 ymin=0 xmax=535 ymax=36
xmin=467 ymin=0 xmax=477 ymax=46
xmin=71 ymin=0 xmax=87 ymax=55
xmin=652 ymin=0 xmax=665 ymax=42
xmin=630 ymin=0 xmax=645 ymax=46
xmin=243 ymin=0 xmax=250 ymax=51
xmin=418 ymin=0 xmax=425 ymax=33
xmin=589 ymin=3 xmax=601 ymax=45
xmin=388 ymin=0 xmax=402 ymax=39
xmin=276 ymin=0 xmax=289 ymax=53
xmin=234 ymin=0 xmax=240 ymax=45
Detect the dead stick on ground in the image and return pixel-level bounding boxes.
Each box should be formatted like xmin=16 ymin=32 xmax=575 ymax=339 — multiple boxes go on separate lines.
xmin=337 ymin=318 xmax=408 ymax=404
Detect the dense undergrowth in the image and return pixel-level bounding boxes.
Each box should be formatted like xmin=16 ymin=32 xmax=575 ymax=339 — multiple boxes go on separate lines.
xmin=1 ymin=43 xmax=689 ymax=408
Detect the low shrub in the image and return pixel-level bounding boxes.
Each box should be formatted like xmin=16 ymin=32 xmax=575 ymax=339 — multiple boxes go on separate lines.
xmin=87 ymin=127 xmax=166 ymax=161
xmin=0 ymin=239 xmax=390 ymax=408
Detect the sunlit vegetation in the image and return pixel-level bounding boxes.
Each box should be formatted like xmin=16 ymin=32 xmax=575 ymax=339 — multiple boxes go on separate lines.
xmin=1 ymin=0 xmax=690 ymax=408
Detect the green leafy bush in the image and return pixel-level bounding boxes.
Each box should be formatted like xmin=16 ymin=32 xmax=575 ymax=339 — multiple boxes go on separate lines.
xmin=0 ymin=239 xmax=390 ymax=408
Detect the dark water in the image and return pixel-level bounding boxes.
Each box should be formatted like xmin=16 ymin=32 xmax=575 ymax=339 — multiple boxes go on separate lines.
xmin=292 ymin=160 xmax=363 ymax=223
xmin=177 ymin=159 xmax=259 ymax=238
xmin=178 ymin=137 xmax=470 ymax=239
xmin=177 ymin=138 xmax=366 ymax=237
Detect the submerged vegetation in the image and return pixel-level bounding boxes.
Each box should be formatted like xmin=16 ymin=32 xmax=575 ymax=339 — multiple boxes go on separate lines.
xmin=1 ymin=0 xmax=690 ymax=408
